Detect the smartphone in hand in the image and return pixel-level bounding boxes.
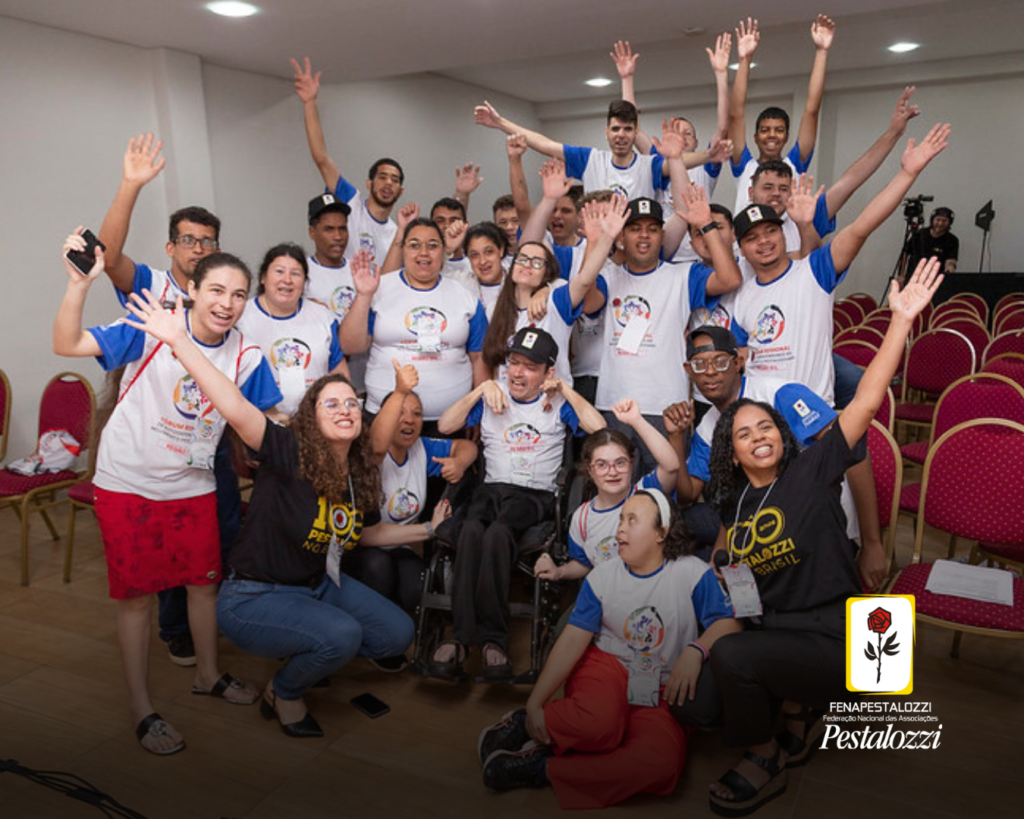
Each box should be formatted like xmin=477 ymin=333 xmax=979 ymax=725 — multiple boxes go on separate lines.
xmin=65 ymin=229 xmax=106 ymax=276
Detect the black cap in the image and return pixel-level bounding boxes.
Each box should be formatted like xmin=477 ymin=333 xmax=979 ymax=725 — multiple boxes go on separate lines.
xmin=686 ymin=325 xmax=739 ymax=360
xmin=308 ymin=193 xmax=352 ymax=224
xmin=733 ymin=203 xmax=784 ymax=241
xmin=625 ymin=197 xmax=663 ymax=226
xmin=508 ymin=327 xmax=558 ymax=367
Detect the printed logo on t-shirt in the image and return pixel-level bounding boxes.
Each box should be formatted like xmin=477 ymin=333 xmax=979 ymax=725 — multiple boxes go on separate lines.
xmin=692 ymin=304 xmax=732 ymax=330
xmin=404 ymin=306 xmax=448 ymax=337
xmin=358 ymin=232 xmax=376 ymax=258
xmin=610 ymin=183 xmax=629 ymax=200
xmin=751 ymin=304 xmax=786 ymax=345
xmin=612 ymin=294 xmax=652 ymax=328
xmin=330 ymin=285 xmax=356 ymax=317
xmin=271 ymin=338 xmax=312 ymax=371
xmin=623 ymin=605 xmax=665 ymax=654
xmin=387 ymin=487 xmax=421 ymax=523
xmin=305 ymin=498 xmax=362 ymax=554
xmin=172 ymin=375 xmax=212 ymax=421
xmin=726 ymin=506 xmax=799 ymax=577
xmin=593 ymin=535 xmax=619 ymax=563
xmin=504 ymin=422 xmax=542 ymax=447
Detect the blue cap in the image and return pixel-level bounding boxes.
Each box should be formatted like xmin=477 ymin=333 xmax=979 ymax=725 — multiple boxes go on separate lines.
xmin=775 ymin=383 xmax=836 ymax=446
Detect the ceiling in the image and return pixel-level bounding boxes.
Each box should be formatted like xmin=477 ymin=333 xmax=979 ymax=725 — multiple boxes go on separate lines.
xmin=2 ymin=0 xmax=1022 ymax=103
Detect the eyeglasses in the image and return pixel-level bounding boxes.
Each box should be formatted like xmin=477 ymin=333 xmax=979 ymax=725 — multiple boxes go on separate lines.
xmin=591 ymin=457 xmax=631 ymax=475
xmin=405 ymin=240 xmax=442 ymax=252
xmin=513 ymin=254 xmax=547 ymax=271
xmin=318 ymin=397 xmax=362 ymax=414
xmin=687 ymin=353 xmax=735 ymax=373
xmin=174 ymin=235 xmax=219 ymax=251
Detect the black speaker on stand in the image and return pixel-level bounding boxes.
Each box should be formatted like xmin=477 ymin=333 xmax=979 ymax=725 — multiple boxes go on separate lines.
xmin=975 ymin=200 xmax=995 ymax=273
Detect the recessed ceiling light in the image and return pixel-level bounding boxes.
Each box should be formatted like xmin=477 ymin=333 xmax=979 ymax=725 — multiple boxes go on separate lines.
xmin=207 ymin=1 xmax=258 ymax=17
xmin=888 ymin=42 xmax=920 ymax=53
xmin=728 ymin=62 xmax=757 ymax=71
xmin=585 ymin=77 xmax=614 ymax=88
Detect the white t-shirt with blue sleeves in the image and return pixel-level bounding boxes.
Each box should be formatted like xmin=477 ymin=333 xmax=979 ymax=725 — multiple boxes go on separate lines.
xmin=114 ymin=263 xmax=188 ymax=308
xmin=379 ymin=437 xmax=452 ymax=525
xmin=730 ymin=245 xmax=846 ymax=405
xmin=780 ymin=193 xmax=835 ymax=251
xmin=563 ymin=146 xmax=667 ymax=200
xmin=568 ymin=556 xmax=733 ymax=685
xmin=89 ymin=316 xmax=281 ymax=500
xmin=332 ymin=175 xmax=397 ymax=268
xmin=567 ymin=469 xmax=663 ymax=569
xmin=733 ymin=142 xmax=813 ymax=214
xmin=497 ymin=280 xmax=582 ymax=387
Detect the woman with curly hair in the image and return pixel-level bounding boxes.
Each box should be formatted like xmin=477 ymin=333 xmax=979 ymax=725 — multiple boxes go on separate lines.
xmin=123 ymin=289 xmax=414 ymax=740
xmin=703 ymin=259 xmax=942 ymax=816
xmin=477 ymin=489 xmax=739 ymax=809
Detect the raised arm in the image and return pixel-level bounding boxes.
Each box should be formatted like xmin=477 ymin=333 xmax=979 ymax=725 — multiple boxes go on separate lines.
xmin=54 ymin=231 xmax=106 ymax=358
xmin=795 ymin=14 xmax=835 ymax=164
xmin=474 ymin=100 xmax=565 ymax=160
xmin=506 ymin=134 xmax=533 ymax=227
xmin=612 ymin=41 xmax=652 ymax=153
xmin=662 ymin=401 xmax=704 ymax=504
xmin=291 ymin=57 xmax=341 ymax=191
xmin=546 ymin=378 xmax=605 ymax=434
xmin=677 ymin=184 xmax=741 ymax=296
xmin=840 ymin=258 xmax=942 ymax=447
xmin=707 ymin=32 xmax=732 ymax=146
xmin=728 ymin=17 xmax=760 ymax=166
xmin=454 ymin=163 xmax=483 ymax=214
xmin=98 ymin=134 xmax=167 ymax=293
xmin=830 ymin=123 xmax=950 ymax=272
xmin=612 ymin=398 xmax=680 ymax=489
xmin=786 ymin=173 xmax=827 ymax=259
xmin=825 ymin=86 xmax=920 ymax=218
xmin=368 ymin=360 xmax=419 ymax=462
xmin=521 ymin=158 xmax=572 ymax=245
xmin=437 ymin=381 xmax=498 ymax=435
xmin=572 ymin=194 xmax=628 ymax=309
xmin=337 ymin=250 xmax=379 ymax=354
xmin=123 ymin=292 xmax=267 ymax=451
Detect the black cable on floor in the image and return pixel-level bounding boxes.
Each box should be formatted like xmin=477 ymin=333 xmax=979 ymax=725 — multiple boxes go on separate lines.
xmin=0 ymin=758 xmax=149 ymax=819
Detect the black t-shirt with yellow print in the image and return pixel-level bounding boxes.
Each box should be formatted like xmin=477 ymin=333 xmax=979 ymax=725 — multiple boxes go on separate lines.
xmin=723 ymin=423 xmax=864 ymax=612
xmin=228 ymin=418 xmax=362 ymax=586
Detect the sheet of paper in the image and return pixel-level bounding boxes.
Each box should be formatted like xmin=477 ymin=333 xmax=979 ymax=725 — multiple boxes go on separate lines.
xmin=924 ymin=559 xmax=1014 ymax=606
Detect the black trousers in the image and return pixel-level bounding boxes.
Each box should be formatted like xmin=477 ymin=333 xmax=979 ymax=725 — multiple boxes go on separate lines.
xmin=450 ymin=482 xmax=553 ymax=649
xmin=344 ymin=546 xmax=426 ymax=614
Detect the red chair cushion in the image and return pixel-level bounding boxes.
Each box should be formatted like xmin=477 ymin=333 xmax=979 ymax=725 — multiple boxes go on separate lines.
xmin=900 ymin=441 xmax=929 ymax=464
xmin=899 ymin=482 xmax=921 ymax=513
xmin=894 ymin=402 xmax=936 ymax=423
xmin=0 ymin=468 xmax=78 ymax=496
xmin=890 ymin=563 xmax=1024 ymax=632
xmin=67 ymin=480 xmax=95 ymax=505
xmin=979 ymin=542 xmax=1024 ymax=563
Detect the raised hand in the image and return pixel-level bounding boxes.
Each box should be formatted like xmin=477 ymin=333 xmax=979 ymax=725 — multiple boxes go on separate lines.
xmin=890 ymin=86 xmax=921 ymax=135
xmin=610 ymin=40 xmax=640 ymax=79
xmin=432 ymin=455 xmax=467 ymax=483
xmin=888 ymin=256 xmax=943 ymax=322
xmin=444 ymin=219 xmax=468 ymax=255
xmin=391 ymin=358 xmax=419 ymax=394
xmin=735 ymin=17 xmax=760 ymax=60
xmin=651 ymin=118 xmax=685 ymax=160
xmin=123 ymin=133 xmax=166 ymax=187
xmin=662 ymin=401 xmax=693 ymax=435
xmin=396 ymin=202 xmax=420 ymax=233
xmin=62 ymin=228 xmax=106 ymax=284
xmin=290 ymin=56 xmax=321 ymax=103
xmin=124 ymin=291 xmax=186 ymax=345
xmin=900 ymin=123 xmax=951 ymax=176
xmin=706 ymin=32 xmax=732 ymax=74
xmin=455 ymin=163 xmax=483 ymax=195
xmin=676 ymin=182 xmax=713 ymax=227
xmin=350 ymin=249 xmax=380 ymax=296
xmin=474 ymin=101 xmax=503 ymax=130
xmin=706 ymin=135 xmax=733 ymax=165
xmin=610 ymin=398 xmax=642 ymax=426
xmin=581 ymin=195 xmax=629 ymax=244
xmin=539 ymin=158 xmax=572 ymax=200
xmin=785 ymin=173 xmax=825 ymax=226
xmin=480 ymin=380 xmax=508 ymax=414
xmin=810 ymin=14 xmax=836 ymax=51
xmin=506 ymin=133 xmax=528 ymax=159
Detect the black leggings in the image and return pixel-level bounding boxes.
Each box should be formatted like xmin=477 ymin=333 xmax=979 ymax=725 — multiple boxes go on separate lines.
xmin=344 ymin=547 xmax=426 ymax=615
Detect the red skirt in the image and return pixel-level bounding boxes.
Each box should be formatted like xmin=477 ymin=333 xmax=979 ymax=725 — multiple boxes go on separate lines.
xmin=94 ymin=487 xmax=221 ymax=599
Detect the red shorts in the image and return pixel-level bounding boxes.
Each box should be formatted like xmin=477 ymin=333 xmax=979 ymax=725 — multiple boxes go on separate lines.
xmin=94 ymin=487 xmax=221 ymax=600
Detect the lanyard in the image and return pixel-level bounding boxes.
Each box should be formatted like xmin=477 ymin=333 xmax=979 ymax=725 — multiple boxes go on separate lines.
xmin=729 ymin=478 xmax=778 ymax=564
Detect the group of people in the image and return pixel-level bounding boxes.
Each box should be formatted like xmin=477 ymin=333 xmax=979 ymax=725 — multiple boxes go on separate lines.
xmin=50 ymin=13 xmax=953 ymax=816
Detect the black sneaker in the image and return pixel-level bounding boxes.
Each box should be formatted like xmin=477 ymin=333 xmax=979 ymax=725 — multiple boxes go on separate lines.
xmin=369 ymin=654 xmax=409 ymax=673
xmin=167 ymin=635 xmax=196 ymax=667
xmin=482 ymin=744 xmax=552 ymax=791
xmin=478 ymin=708 xmax=530 ymax=764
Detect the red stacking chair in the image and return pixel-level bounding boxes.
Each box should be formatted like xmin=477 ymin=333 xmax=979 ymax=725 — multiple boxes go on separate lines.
xmin=887 ymin=420 xmax=1024 ymax=658
xmin=834 ymin=326 xmax=884 ymax=347
xmin=0 ymin=368 xmax=10 ymax=464
xmin=867 ymin=420 xmax=902 ymax=577
xmin=835 ymin=299 xmax=865 ymax=326
xmin=0 ymin=373 xmax=96 ymax=586
xmin=948 ymin=293 xmax=988 ymax=327
xmin=845 ymin=292 xmax=877 ymax=315
xmin=833 ymin=339 xmax=876 ymax=369
xmin=992 ymin=299 xmax=1024 ymax=332
xmin=983 ymin=330 xmax=1024 ymax=364
xmin=63 ymin=479 xmax=95 ymax=583
xmin=932 ymin=317 xmax=989 ymax=361
xmin=875 ymin=386 xmax=895 ymax=433
xmin=833 ymin=306 xmax=856 ymax=334
xmin=894 ymin=328 xmax=975 ymax=440
xmin=982 ymin=352 xmax=1024 ymax=383
xmin=930 ymin=301 xmax=979 ymax=328
xmin=994 ymin=309 xmax=1024 ymax=335
xmin=863 ymin=311 xmax=892 ymax=335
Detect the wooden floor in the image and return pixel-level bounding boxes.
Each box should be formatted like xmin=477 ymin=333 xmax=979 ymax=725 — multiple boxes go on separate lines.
xmin=1 ymin=501 xmax=1021 ymax=819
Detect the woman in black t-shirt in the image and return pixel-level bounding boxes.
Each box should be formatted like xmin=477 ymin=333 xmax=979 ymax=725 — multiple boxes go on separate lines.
xmin=702 ymin=259 xmax=942 ymax=816
xmin=124 ymin=290 xmax=414 ymax=739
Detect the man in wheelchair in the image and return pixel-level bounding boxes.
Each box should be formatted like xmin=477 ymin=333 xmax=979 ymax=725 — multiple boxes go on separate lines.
xmin=430 ymin=327 xmax=605 ymax=682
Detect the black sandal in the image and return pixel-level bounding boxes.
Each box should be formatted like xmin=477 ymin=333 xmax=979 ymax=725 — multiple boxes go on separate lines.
xmin=777 ymin=706 xmax=825 ymax=768
xmin=709 ymin=744 xmax=787 ymax=817
xmin=427 ymin=641 xmax=467 ymax=682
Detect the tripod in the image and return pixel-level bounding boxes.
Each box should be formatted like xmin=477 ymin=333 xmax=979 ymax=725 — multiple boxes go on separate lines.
xmin=880 ymin=217 xmax=921 ymax=307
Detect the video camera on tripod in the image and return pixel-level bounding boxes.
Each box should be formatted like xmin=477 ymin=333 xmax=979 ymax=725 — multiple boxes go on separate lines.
xmin=901 ymin=194 xmax=934 ymax=229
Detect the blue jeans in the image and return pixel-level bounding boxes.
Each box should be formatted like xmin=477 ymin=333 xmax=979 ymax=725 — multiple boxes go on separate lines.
xmin=832 ymin=352 xmax=864 ymax=410
xmin=216 ymin=573 xmax=414 ymax=700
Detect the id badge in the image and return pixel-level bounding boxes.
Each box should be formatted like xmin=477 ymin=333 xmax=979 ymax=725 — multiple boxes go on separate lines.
xmin=616 ymin=314 xmax=649 ymax=355
xmin=510 ymin=455 xmax=532 ymax=487
xmin=626 ymin=657 xmax=661 ymax=707
xmin=721 ymin=563 xmax=763 ymax=618
xmin=326 ymin=533 xmax=342 ymax=586
xmin=418 ymin=333 xmax=442 ymax=354
xmin=186 ymin=421 xmax=217 ymax=470
xmin=278 ymin=365 xmax=306 ymax=402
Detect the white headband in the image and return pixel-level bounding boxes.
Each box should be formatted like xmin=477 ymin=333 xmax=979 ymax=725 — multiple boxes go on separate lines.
xmin=638 ymin=488 xmax=672 ymax=530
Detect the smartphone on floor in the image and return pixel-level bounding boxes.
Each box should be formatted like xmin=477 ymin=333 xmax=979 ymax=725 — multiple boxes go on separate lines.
xmin=350 ymin=692 xmax=390 ymax=719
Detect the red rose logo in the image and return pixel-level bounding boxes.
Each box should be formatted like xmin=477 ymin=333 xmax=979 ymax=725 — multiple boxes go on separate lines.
xmin=867 ymin=607 xmax=892 ymax=634
xmin=865 ymin=607 xmax=900 ymax=684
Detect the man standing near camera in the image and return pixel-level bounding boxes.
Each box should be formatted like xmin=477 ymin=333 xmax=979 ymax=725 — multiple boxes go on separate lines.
xmin=907 ymin=206 xmax=958 ymax=273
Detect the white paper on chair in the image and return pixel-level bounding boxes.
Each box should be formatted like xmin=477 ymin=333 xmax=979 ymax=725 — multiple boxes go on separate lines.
xmin=924 ymin=559 xmax=1014 ymax=606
